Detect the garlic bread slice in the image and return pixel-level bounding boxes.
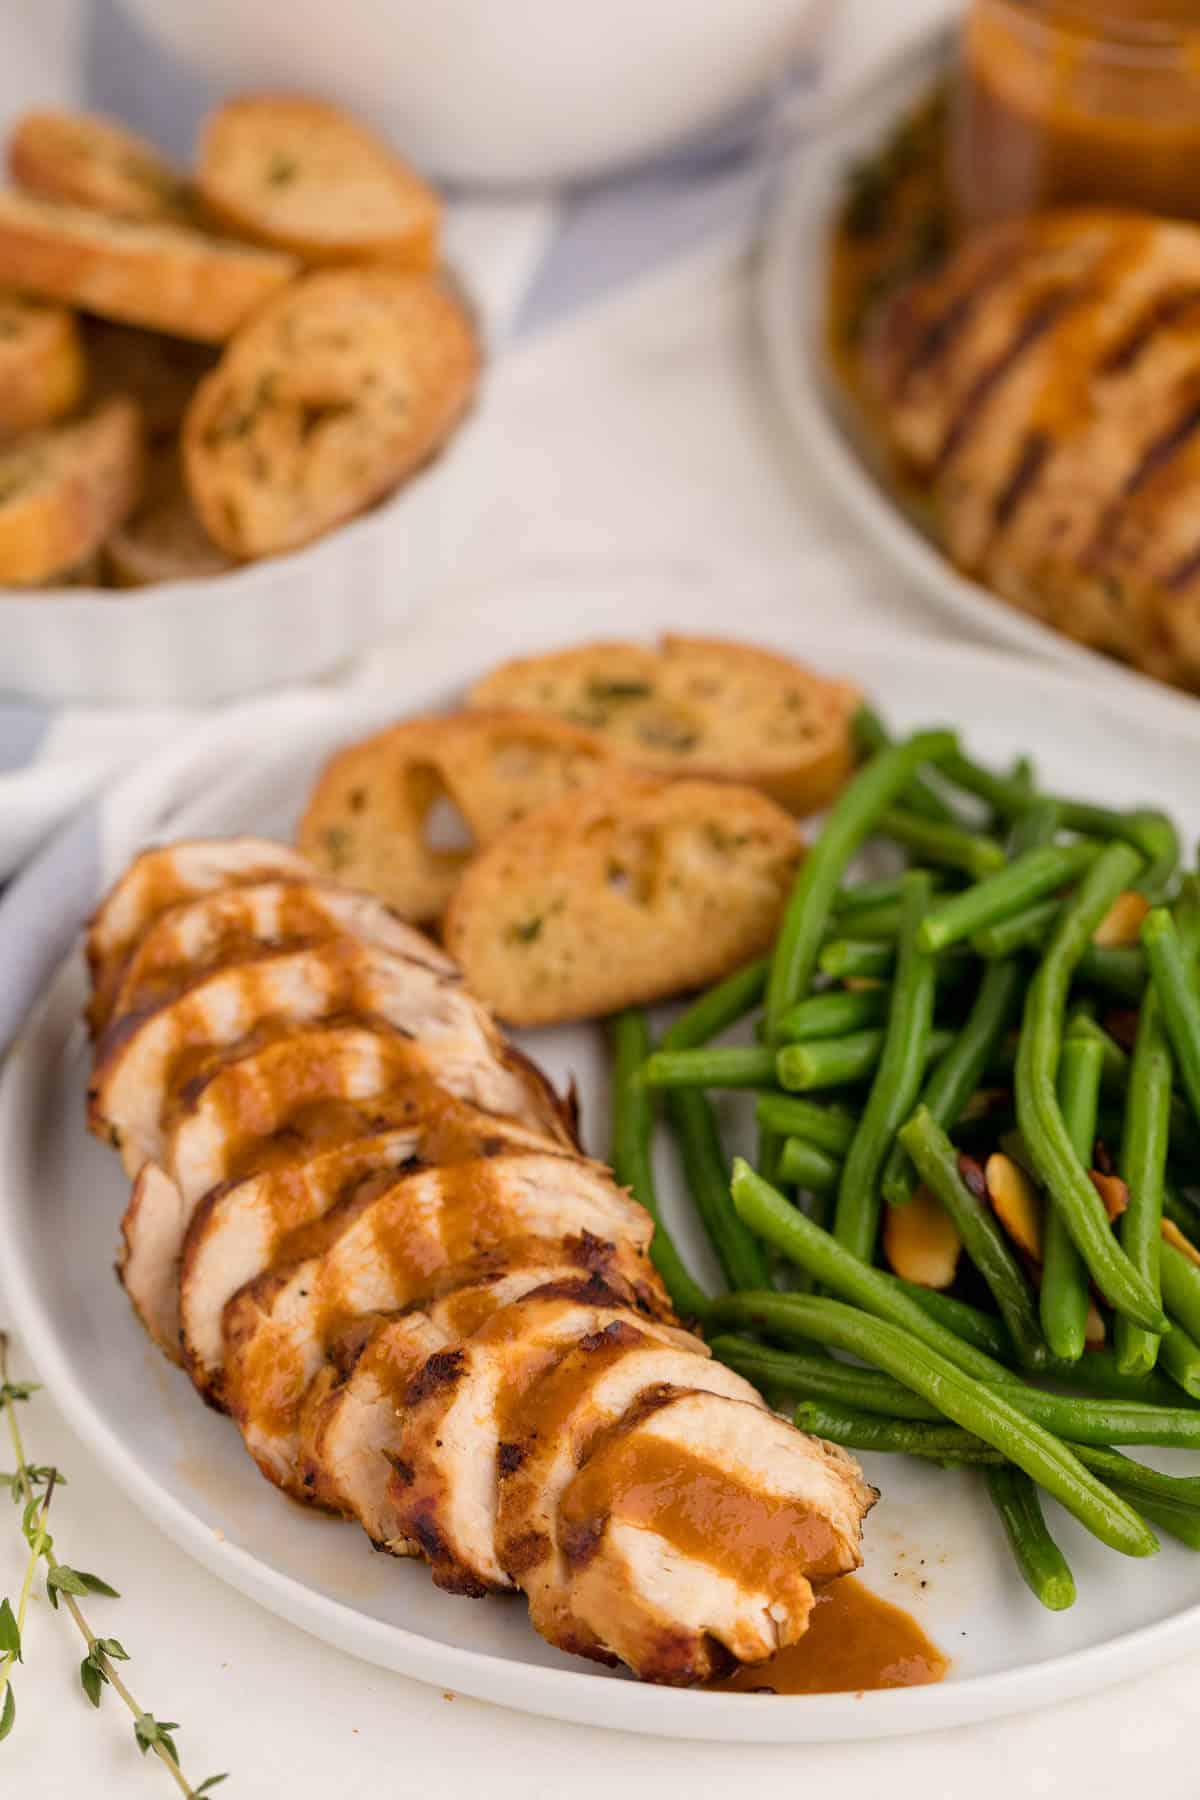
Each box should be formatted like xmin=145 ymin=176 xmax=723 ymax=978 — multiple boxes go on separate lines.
xmin=9 ymin=109 xmax=193 ymax=224
xmin=0 ymin=289 xmax=85 ymax=441
xmin=0 ymin=396 xmax=142 ymax=586
xmin=442 ymin=773 xmax=802 ymax=1026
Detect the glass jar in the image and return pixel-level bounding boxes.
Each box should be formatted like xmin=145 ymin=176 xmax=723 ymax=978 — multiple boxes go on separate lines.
xmin=950 ymin=0 xmax=1200 ymax=229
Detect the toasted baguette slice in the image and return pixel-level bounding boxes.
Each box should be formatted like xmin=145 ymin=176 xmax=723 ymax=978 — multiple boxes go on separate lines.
xmin=196 ymin=94 xmax=439 ymax=270
xmin=0 ymin=191 xmax=298 ymax=343
xmin=183 ymin=267 xmax=478 ymax=558
xmin=86 ymin=320 xmax=216 ymax=441
xmin=105 ymin=460 xmax=234 ymax=587
xmin=298 ymin=711 xmax=616 ymax=922
xmin=442 ymin=773 xmax=802 ymax=1026
xmin=0 ymin=289 xmax=85 ymax=442
xmin=8 ymin=110 xmax=193 ymax=224
xmin=468 ymin=635 xmax=859 ymax=814
xmin=0 ymin=397 xmax=142 ymax=585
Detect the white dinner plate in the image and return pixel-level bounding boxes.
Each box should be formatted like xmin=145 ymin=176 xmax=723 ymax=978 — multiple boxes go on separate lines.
xmin=758 ymin=28 xmax=1200 ymax=724
xmin=4 ymin=632 xmax=1200 ymax=1742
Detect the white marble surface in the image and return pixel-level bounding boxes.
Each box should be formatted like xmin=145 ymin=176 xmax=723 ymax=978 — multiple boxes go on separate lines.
xmin=7 ymin=1 xmax=1197 ymax=1791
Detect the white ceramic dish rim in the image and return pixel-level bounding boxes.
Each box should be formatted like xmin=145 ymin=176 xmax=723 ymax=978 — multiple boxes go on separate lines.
xmin=758 ymin=25 xmax=1200 ymax=727
xmin=5 ymin=636 xmax=1200 ymax=1740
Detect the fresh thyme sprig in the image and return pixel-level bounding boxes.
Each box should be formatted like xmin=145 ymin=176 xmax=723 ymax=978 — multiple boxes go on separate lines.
xmin=0 ymin=1333 xmax=227 ymax=1795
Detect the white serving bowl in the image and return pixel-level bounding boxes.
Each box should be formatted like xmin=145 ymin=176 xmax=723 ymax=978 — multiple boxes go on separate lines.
xmin=1 ymin=476 xmax=435 ymax=706
xmin=114 ymin=0 xmax=826 ymax=188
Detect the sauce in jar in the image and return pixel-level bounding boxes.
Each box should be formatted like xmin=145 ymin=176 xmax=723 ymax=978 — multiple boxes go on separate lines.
xmin=951 ymin=1 xmax=1200 ymax=228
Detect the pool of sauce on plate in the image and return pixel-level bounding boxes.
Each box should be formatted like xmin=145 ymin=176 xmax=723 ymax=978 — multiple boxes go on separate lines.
xmin=708 ymin=1577 xmax=948 ymax=1696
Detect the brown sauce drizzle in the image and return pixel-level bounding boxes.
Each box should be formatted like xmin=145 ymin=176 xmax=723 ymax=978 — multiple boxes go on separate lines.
xmin=560 ymin=1429 xmax=845 ymax=1589
xmin=709 ymin=1577 xmax=947 ymax=1696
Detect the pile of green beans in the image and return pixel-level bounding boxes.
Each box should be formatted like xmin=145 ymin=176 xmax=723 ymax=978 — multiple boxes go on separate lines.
xmin=611 ymin=706 xmax=1200 ymax=1612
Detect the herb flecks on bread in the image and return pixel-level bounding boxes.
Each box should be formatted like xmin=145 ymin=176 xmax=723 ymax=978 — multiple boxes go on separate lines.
xmin=9 ymin=109 xmax=194 ymax=225
xmin=442 ymin=773 xmax=803 ymax=1026
xmin=0 ymin=396 xmax=142 ymax=585
xmin=0 ymin=288 xmax=85 ymax=441
xmin=197 ymin=94 xmax=440 ymax=270
xmin=183 ymin=267 xmax=478 ymax=558
xmin=0 ymin=190 xmax=298 ymax=342
xmin=469 ymin=635 xmax=859 ymax=814
xmin=298 ymin=712 xmax=617 ymax=923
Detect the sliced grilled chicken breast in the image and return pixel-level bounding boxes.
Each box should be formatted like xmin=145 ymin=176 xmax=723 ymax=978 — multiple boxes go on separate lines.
xmin=179 ymin=1101 xmax=570 ymax=1388
xmin=865 ymin=210 xmax=1200 ymax=690
xmin=221 ymin=1155 xmax=654 ymax=1492
xmin=89 ymin=938 xmax=571 ymax=1173
xmin=297 ymin=1238 xmax=666 ymax=1547
xmin=86 ymin=837 xmax=313 ymax=1032
xmin=111 ymin=878 xmax=452 ymax=1023
xmin=493 ymin=1323 xmax=764 ymax=1657
xmin=390 ymin=1284 xmax=702 ymax=1594
xmin=559 ymin=1390 xmax=875 ymax=1684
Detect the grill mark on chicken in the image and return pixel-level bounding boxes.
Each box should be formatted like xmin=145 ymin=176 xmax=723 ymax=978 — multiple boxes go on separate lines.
xmin=1081 ymin=391 xmax=1200 ymax=579
xmin=935 ymin=287 xmax=1083 ymax=473
xmin=892 ymin=244 xmax=1022 ymax=395
xmin=992 ymin=429 xmax=1051 ymax=532
xmin=404 ymin=1348 xmax=465 ymax=1405
xmin=1100 ymin=287 xmax=1200 ymax=375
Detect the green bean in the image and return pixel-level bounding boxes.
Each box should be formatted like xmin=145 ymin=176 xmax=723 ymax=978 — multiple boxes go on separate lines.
xmin=882 ymin=958 xmax=1024 ymax=1209
xmin=985 ymin=1466 xmax=1077 ymax=1609
xmin=851 ymin=706 xmax=962 ymax=823
xmin=835 ymin=874 xmax=947 ymax=915
xmin=898 ymin=1107 xmax=1048 ymax=1370
xmin=765 ymin=728 xmax=958 ymax=1041
xmin=773 ymin=987 xmax=889 ymax=1043
xmin=1143 ymin=908 xmax=1200 ymax=1130
xmin=817 ymin=939 xmax=895 ymax=981
xmin=666 ymin=1089 xmax=768 ymax=1292
xmin=833 ymin=873 xmax=937 ymax=1261
xmin=877 ymin=807 xmax=1007 ymax=881
xmin=973 ymin=899 xmax=1061 ymax=958
xmin=940 ymin=751 xmax=1172 ymax=850
xmin=1161 ymin=1244 xmax=1200 ymax=1345
xmin=777 ymin=1136 xmax=841 ymax=1196
xmin=1041 ymin=1034 xmax=1102 ymax=1363
xmin=793 ymin=1397 xmax=994 ymax=1458
xmin=639 ymin=1046 xmax=778 ymax=1091
xmin=608 ymin=1011 xmax=710 ymax=1321
xmin=1077 ymin=944 xmax=1147 ymax=1002
xmin=728 ymin=1166 xmax=1200 ymax=1441
xmin=1114 ymin=973 xmax=1173 ymax=1376
xmin=718 ymin=1291 xmax=1156 ymax=1555
xmin=822 ymin=899 xmax=905 ymax=941
xmin=1052 ymin=1347 xmax=1199 ymax=1408
xmin=711 ymin=1336 xmax=943 ymax=1420
xmin=1157 ymin=1320 xmax=1200 ymax=1400
xmin=890 ymin=1280 xmax=1015 ymax=1361
xmin=778 ymin=1026 xmax=954 ymax=1094
xmin=754 ymin=1094 xmax=856 ymax=1157
xmin=793 ymin=1398 xmax=1200 ymax=1511
xmin=1131 ymin=1495 xmax=1200 ymax=1550
xmin=1164 ymin=1183 xmax=1200 ymax=1242
xmin=658 ymin=956 xmax=768 ymax=1053
xmin=1015 ymin=843 xmax=1167 ymax=1330
xmin=919 ymin=842 xmax=1101 ymax=955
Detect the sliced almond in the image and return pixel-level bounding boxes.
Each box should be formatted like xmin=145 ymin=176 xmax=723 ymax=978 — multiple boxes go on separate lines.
xmin=1085 ymin=1299 xmax=1107 ymax=1347
xmin=1163 ymin=1217 xmax=1200 ymax=1268
xmin=1093 ymin=890 xmax=1149 ymax=948
xmin=985 ymin=1152 xmax=1043 ymax=1261
xmin=1090 ymin=1170 xmax=1130 ymax=1223
xmin=883 ymin=1184 xmax=962 ymax=1290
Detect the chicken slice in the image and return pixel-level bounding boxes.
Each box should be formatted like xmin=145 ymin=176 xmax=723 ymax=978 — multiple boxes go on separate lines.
xmin=221 ymin=1154 xmax=656 ymax=1493
xmin=493 ymin=1323 xmax=764 ymax=1658
xmin=388 ymin=1285 xmax=702 ymax=1595
xmin=89 ymin=937 xmax=572 ymax=1174
xmin=87 ymin=836 xmax=313 ymax=1033
xmin=558 ymin=1389 xmax=875 ymax=1684
xmin=110 ymin=877 xmax=452 ymax=1024
xmin=297 ymin=1236 xmax=665 ymax=1547
xmin=178 ymin=1100 xmax=570 ymax=1387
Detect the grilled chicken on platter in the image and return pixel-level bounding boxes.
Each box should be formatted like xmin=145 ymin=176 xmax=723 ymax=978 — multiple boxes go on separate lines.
xmin=85 ymin=836 xmax=875 ymax=1685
